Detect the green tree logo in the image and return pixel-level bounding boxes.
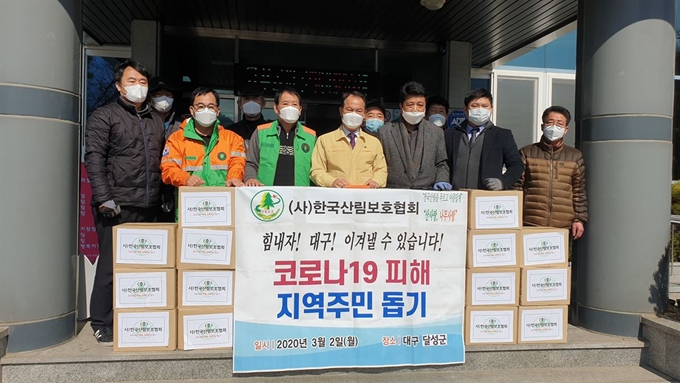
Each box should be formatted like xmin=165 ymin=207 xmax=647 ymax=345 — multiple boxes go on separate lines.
xmin=250 ymin=190 xmax=284 ymax=222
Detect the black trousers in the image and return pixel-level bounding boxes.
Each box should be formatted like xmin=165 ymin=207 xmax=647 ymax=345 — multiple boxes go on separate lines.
xmin=90 ymin=206 xmax=157 ymax=330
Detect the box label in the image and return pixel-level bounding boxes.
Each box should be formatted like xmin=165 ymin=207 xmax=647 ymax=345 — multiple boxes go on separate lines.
xmin=471 ymin=233 xmax=517 ymax=267
xmin=116 ymin=229 xmax=168 ymax=265
xmin=520 ymin=308 xmax=564 ymax=341
xmin=181 ymin=229 xmax=233 ymax=266
xmin=469 ymin=310 xmax=515 ymax=343
xmin=115 ymin=272 xmax=167 ymax=308
xmin=471 ymin=272 xmax=517 ymax=305
xmin=181 ymin=192 xmax=232 ymax=227
xmin=182 ymin=271 xmax=234 ymax=306
xmin=116 ymin=311 xmax=170 ymax=348
xmin=526 ymin=269 xmax=568 ymax=302
xmin=183 ymin=312 xmax=233 ymax=350
xmin=474 ymin=196 xmax=520 ymax=229
xmin=524 ymin=232 xmax=566 ymax=265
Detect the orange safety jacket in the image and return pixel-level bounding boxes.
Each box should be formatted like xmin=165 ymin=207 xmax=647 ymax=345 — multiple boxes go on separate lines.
xmin=161 ymin=118 xmax=246 ymax=187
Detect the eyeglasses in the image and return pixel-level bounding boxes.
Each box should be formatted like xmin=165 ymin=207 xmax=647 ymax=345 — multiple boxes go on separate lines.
xmin=193 ymin=104 xmax=219 ymax=112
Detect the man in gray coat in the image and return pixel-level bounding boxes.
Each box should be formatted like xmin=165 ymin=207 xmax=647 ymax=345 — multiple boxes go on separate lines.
xmin=378 ymin=81 xmax=451 ymax=190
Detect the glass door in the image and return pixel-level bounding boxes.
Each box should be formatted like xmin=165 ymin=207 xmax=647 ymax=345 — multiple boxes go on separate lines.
xmin=492 ymin=69 xmax=575 ymax=149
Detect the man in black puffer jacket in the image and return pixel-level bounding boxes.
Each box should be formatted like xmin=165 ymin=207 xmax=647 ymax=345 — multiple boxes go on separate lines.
xmin=84 ymin=60 xmax=164 ymax=345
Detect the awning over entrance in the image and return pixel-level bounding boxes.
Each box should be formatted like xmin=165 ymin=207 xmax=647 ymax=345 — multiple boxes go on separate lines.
xmin=83 ymin=0 xmax=577 ymax=67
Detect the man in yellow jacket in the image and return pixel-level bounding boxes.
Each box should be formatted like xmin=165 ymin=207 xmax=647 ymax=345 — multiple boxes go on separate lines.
xmin=161 ymin=87 xmax=246 ymax=188
xmin=310 ymin=91 xmax=387 ymax=188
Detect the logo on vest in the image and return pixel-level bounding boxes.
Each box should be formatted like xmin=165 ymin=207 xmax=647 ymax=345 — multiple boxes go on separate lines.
xmin=301 ymin=143 xmax=310 ymax=153
xmin=218 ymin=152 xmax=226 ymax=160
xmin=251 ymin=190 xmax=284 ymax=222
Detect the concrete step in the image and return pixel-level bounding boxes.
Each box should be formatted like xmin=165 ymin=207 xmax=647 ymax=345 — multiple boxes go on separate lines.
xmin=0 ymin=327 xmax=8 ymax=359
xmin=116 ymin=366 xmax=678 ymax=383
xmin=0 ymin=323 xmax=649 ymax=383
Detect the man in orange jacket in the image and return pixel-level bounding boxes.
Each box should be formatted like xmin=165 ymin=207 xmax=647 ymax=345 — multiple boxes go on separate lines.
xmin=161 ymin=87 xmax=246 ymax=188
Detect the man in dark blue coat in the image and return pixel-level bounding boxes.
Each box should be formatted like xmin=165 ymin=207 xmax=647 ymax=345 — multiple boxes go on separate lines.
xmin=444 ymin=88 xmax=524 ymax=190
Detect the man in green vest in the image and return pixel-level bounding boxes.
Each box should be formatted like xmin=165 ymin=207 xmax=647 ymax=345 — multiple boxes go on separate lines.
xmin=244 ymin=86 xmax=317 ymax=186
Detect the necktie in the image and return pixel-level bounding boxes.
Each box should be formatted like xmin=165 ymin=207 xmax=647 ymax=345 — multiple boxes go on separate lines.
xmin=470 ymin=127 xmax=480 ymax=147
xmin=349 ymin=132 xmax=356 ymax=149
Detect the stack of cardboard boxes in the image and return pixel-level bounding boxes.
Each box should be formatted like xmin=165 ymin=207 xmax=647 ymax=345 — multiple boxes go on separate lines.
xmin=517 ymin=226 xmax=570 ymax=344
xmin=464 ymin=190 xmax=570 ymax=345
xmin=175 ymin=186 xmax=236 ymax=351
xmin=113 ymin=223 xmax=178 ymax=351
xmin=111 ymin=186 xmax=237 ymax=352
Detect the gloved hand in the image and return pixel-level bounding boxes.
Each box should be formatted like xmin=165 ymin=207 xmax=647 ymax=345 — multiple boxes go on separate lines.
xmin=161 ymin=194 xmax=174 ymax=213
xmin=99 ymin=200 xmax=121 ymax=218
xmin=433 ymin=182 xmax=453 ymax=191
xmin=484 ymin=178 xmax=503 ymax=191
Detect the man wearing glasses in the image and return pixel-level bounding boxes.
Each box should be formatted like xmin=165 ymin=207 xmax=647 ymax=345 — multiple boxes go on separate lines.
xmin=161 ymin=87 xmax=246 ymax=194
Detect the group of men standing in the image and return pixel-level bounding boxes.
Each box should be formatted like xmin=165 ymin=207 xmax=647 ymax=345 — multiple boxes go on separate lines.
xmin=84 ymin=59 xmax=587 ymax=345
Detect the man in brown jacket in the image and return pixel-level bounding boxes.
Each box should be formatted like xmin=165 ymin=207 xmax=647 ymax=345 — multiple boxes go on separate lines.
xmin=515 ymin=106 xmax=587 ymax=239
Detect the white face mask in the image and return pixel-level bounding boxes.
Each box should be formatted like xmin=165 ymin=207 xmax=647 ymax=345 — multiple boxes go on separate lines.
xmin=152 ymin=96 xmax=173 ymax=113
xmin=122 ymin=84 xmax=148 ymax=103
xmin=194 ymin=109 xmax=217 ymax=127
xmin=342 ymin=112 xmax=364 ymax=129
xmin=543 ymin=125 xmax=566 ymax=142
xmin=428 ymin=113 xmax=447 ymax=127
xmin=242 ymin=101 xmax=262 ymax=116
xmin=467 ymin=107 xmax=491 ymax=126
xmin=279 ymin=106 xmax=301 ymax=124
xmin=402 ymin=111 xmax=425 ymax=125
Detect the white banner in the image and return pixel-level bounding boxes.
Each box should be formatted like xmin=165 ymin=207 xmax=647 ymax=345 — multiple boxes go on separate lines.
xmin=233 ymin=187 xmax=468 ymax=372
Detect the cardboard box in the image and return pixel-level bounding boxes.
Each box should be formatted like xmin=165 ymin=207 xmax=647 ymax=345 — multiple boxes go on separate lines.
xmin=467 ymin=229 xmax=522 ymax=268
xmin=521 ymin=227 xmax=569 ymax=267
xmin=177 ymin=227 xmax=236 ymax=269
xmin=518 ymin=305 xmax=568 ymax=344
xmin=114 ymin=269 xmax=176 ymax=309
xmin=113 ymin=223 xmax=176 ymax=269
xmin=178 ymin=186 xmax=235 ymax=228
xmin=467 ymin=189 xmax=523 ymax=230
xmin=521 ymin=267 xmax=571 ymax=306
xmin=466 ymin=268 xmax=519 ymax=306
xmin=178 ymin=308 xmax=234 ymax=350
xmin=114 ymin=309 xmax=176 ymax=351
xmin=465 ymin=306 xmax=518 ymax=345
xmin=178 ymin=270 xmax=235 ymax=309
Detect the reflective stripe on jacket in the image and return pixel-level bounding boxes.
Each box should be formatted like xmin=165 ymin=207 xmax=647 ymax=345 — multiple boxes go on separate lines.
xmin=161 ymin=118 xmax=246 ymax=187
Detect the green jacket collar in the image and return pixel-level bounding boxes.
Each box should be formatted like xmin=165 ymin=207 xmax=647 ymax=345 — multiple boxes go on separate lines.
xmin=183 ymin=118 xmax=220 ymax=153
xmin=266 ymin=120 xmax=305 ymax=138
